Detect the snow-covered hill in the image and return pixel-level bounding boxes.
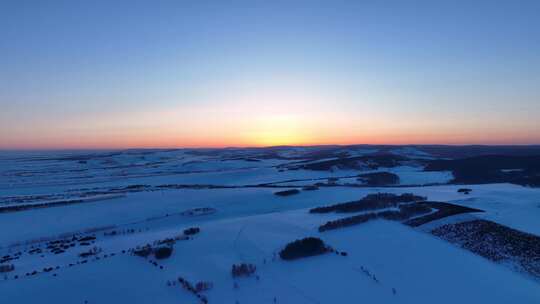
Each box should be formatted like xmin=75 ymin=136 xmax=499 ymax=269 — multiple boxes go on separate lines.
xmin=1 ymin=147 xmax=539 ymax=303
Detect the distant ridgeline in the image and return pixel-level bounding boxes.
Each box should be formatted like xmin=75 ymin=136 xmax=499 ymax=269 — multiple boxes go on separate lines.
xmin=424 ymin=155 xmax=540 ymax=187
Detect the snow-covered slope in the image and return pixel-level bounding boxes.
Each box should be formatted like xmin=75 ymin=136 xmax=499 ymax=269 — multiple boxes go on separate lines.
xmin=1 ymin=209 xmax=539 ymax=303
xmin=1 ymin=148 xmax=539 ymax=303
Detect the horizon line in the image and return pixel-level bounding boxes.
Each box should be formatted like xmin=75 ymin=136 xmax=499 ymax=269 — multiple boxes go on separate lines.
xmin=2 ymin=143 xmax=540 ymax=152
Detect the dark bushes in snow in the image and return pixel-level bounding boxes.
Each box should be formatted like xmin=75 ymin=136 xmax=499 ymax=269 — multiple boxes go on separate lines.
xmin=174 ymin=276 xmax=210 ymax=304
xmin=79 ymin=246 xmax=101 ymax=258
xmin=154 ymin=247 xmax=173 ymax=259
xmin=457 ymin=188 xmax=472 ymax=194
xmin=0 ymin=264 xmax=14 ymax=273
xmin=157 ymin=238 xmax=176 ymax=245
xmin=195 ymin=281 xmax=213 ymax=292
xmin=231 ymin=263 xmax=256 ymax=277
xmin=357 ymin=172 xmax=399 ymax=186
xmin=133 ymin=246 xmax=153 ymax=257
xmin=133 ymin=244 xmax=174 ymax=259
xmin=274 ymin=189 xmax=300 ymax=196
xmin=78 ymin=236 xmax=96 ymax=242
xmin=184 ymin=227 xmax=200 ymax=235
xmin=279 ymin=237 xmax=330 ymax=260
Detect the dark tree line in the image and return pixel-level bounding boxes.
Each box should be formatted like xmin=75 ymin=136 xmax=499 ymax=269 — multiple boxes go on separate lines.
xmin=310 ymin=193 xmax=426 ymax=214
xmin=318 ymin=203 xmax=432 ymax=232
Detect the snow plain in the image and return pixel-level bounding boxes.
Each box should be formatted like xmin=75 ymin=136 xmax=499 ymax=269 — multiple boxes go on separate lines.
xmin=0 ymin=148 xmax=539 ymax=303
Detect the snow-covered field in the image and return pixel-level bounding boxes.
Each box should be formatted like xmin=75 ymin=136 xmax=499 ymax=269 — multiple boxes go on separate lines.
xmin=1 ymin=147 xmax=539 ymax=303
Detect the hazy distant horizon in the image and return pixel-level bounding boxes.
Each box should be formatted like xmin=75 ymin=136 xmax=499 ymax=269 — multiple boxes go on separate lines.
xmin=2 ymin=143 xmax=540 ymax=153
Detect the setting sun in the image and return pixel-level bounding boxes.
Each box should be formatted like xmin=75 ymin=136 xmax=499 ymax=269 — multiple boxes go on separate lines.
xmin=243 ymin=115 xmax=315 ymax=147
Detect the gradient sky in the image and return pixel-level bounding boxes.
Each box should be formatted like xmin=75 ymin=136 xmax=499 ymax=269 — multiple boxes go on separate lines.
xmin=1 ymin=0 xmax=539 ymax=149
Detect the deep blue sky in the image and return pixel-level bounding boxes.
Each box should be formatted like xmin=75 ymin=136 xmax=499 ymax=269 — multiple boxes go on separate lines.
xmin=1 ymin=1 xmax=539 ymax=148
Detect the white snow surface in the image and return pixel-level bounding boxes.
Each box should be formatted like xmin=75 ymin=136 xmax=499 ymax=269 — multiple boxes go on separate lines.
xmin=1 ymin=210 xmax=539 ymax=304
xmin=0 ymin=149 xmax=539 ymax=303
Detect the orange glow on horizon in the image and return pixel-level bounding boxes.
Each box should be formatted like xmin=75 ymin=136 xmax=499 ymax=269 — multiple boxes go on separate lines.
xmin=3 ymin=130 xmax=539 ymax=150
xmin=2 ymin=95 xmax=539 ymax=150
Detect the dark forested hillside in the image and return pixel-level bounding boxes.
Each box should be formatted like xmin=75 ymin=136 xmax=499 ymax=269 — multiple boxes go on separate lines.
xmin=425 ymin=155 xmax=540 ymax=186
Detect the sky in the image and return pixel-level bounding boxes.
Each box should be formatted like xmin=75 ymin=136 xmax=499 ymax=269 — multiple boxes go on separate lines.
xmin=1 ymin=0 xmax=539 ymax=149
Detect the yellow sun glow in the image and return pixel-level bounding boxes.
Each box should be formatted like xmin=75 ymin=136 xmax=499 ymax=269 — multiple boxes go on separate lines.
xmin=243 ymin=114 xmax=314 ymax=146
